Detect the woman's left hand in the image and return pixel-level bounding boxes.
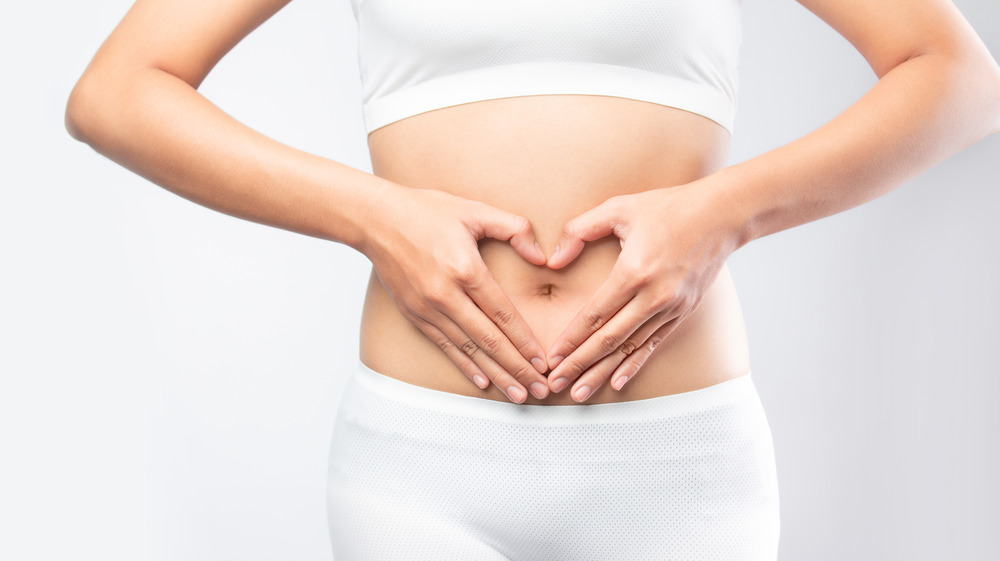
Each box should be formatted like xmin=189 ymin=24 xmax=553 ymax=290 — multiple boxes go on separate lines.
xmin=543 ymin=179 xmax=746 ymax=402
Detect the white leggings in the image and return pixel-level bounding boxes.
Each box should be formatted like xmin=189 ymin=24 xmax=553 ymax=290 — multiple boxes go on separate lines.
xmin=327 ymin=361 xmax=780 ymax=560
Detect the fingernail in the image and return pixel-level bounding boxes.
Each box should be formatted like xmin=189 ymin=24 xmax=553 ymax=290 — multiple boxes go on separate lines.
xmin=507 ymin=385 xmax=527 ymax=403
xmin=613 ymin=375 xmax=629 ymax=390
xmin=531 ymin=357 xmax=547 ymax=373
xmin=550 ymin=355 xmax=564 ymax=369
xmin=473 ymin=374 xmax=488 ymax=389
xmin=534 ymin=241 xmax=541 ymax=252
xmin=573 ymin=385 xmax=592 ymax=402
xmin=530 ymin=382 xmax=547 ymax=399
xmin=552 ymin=244 xmax=560 ymax=258
xmin=550 ymin=377 xmax=569 ymax=393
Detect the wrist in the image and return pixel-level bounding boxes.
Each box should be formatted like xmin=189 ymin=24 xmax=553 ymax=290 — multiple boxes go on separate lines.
xmin=691 ymin=165 xmax=759 ymax=252
xmin=341 ymin=173 xmax=405 ymax=258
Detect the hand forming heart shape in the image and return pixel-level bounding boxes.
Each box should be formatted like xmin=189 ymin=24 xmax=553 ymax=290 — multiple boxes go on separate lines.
xmin=537 ymin=179 xmax=747 ymax=402
xmin=364 ymin=176 xmax=745 ymax=404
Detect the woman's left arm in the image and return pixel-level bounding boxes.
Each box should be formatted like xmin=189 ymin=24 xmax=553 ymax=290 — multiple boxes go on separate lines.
xmin=543 ymin=0 xmax=1000 ymax=402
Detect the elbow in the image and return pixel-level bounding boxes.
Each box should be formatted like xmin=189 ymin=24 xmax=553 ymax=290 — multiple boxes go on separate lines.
xmin=65 ymin=70 xmax=124 ymax=145
xmin=65 ymin=76 xmax=98 ymax=143
xmin=961 ymin=47 xmax=1000 ymax=135
xmin=945 ymin=50 xmax=1000 ymax=138
xmin=918 ymin=39 xmax=1000 ymax=137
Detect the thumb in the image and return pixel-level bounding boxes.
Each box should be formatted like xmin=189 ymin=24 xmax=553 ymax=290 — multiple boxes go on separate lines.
xmin=548 ymin=198 xmax=627 ymax=270
xmin=473 ymin=207 xmax=547 ymax=266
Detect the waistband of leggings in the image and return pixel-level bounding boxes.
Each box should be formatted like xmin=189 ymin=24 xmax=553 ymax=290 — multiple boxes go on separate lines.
xmin=352 ymin=360 xmax=757 ymax=425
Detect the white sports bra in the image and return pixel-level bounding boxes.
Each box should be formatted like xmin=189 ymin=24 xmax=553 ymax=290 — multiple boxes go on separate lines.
xmin=348 ymin=0 xmax=743 ymax=136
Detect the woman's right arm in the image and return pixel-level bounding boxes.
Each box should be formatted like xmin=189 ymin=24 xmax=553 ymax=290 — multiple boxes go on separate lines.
xmin=64 ymin=0 xmax=552 ymax=402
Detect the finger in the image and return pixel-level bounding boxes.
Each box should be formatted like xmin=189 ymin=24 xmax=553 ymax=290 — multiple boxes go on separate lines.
xmin=411 ymin=315 xmax=491 ymax=390
xmin=567 ymin=343 xmax=634 ymax=402
xmin=567 ymin=310 xmax=672 ymax=401
xmin=423 ymin=308 xmax=533 ymax=403
xmin=547 ymin=197 xmax=627 ymax=270
xmin=407 ymin=297 xmax=517 ymax=398
xmin=439 ymin=297 xmax=550 ymax=401
xmin=463 ymin=265 xmax=549 ymax=375
xmin=545 ymin=265 xmax=637 ymax=370
xmin=473 ymin=207 xmax=547 ymax=266
xmin=609 ymin=317 xmax=684 ymax=391
xmin=547 ymin=294 xmax=650 ymax=393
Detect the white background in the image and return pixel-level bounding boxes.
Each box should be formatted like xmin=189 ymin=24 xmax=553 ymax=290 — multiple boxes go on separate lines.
xmin=2 ymin=0 xmax=998 ymax=559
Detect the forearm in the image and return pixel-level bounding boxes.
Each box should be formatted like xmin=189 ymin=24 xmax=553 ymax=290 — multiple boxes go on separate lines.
xmin=65 ymin=66 xmax=392 ymax=253
xmin=711 ymin=51 xmax=1000 ymax=250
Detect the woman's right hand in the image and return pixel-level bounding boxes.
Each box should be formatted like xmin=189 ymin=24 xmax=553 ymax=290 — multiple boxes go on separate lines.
xmin=359 ymin=183 xmax=552 ymax=403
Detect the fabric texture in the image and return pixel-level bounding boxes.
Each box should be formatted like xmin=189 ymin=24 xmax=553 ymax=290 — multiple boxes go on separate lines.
xmin=327 ymin=360 xmax=780 ymax=560
xmin=348 ymin=0 xmax=743 ymax=135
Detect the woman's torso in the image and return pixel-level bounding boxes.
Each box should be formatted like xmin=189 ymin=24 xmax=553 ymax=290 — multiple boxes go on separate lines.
xmin=359 ymin=94 xmax=750 ymax=405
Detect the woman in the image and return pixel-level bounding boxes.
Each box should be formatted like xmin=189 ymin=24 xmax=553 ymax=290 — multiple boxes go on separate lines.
xmin=65 ymin=0 xmax=1000 ymax=559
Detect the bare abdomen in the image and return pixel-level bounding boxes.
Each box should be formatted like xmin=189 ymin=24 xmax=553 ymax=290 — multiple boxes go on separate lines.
xmin=357 ymin=94 xmax=751 ymax=404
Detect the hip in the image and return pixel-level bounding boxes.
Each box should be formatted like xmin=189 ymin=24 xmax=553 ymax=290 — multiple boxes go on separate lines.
xmin=327 ymin=358 xmax=780 ymax=560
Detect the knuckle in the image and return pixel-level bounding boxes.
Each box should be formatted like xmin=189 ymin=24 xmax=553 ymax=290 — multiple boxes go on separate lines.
xmin=681 ymin=290 xmax=698 ymax=309
xmin=510 ymin=363 xmax=536 ymax=384
xmin=632 ymin=269 xmax=654 ymax=287
xmin=460 ymin=338 xmax=480 ymax=358
xmin=493 ymin=308 xmax=514 ymax=329
xmin=559 ymin=338 xmax=581 ymax=356
xmin=563 ymin=218 xmax=580 ymax=238
xmin=448 ymin=263 xmax=478 ymax=286
xmin=513 ymin=215 xmax=531 ymax=234
xmin=422 ymin=280 xmax=451 ymax=306
xmin=617 ymin=260 xmax=649 ymax=286
xmin=505 ymin=331 xmax=532 ymax=355
xmin=619 ymin=340 xmax=637 ymax=356
xmin=600 ymin=332 xmax=620 ymax=353
xmin=405 ymin=301 xmax=431 ymax=321
xmin=584 ymin=309 xmax=604 ymax=330
xmin=478 ymin=331 xmax=504 ymax=355
xmin=653 ymin=289 xmax=677 ymax=309
xmin=437 ymin=337 xmax=457 ymax=355
xmin=648 ymin=335 xmax=664 ymax=352
xmin=561 ymin=357 xmax=586 ymax=379
xmin=397 ymin=303 xmax=417 ymax=322
xmin=623 ymin=358 xmax=643 ymax=379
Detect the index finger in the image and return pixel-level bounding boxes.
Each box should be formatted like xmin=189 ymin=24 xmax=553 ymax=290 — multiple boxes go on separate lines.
xmin=464 ymin=269 xmax=549 ymax=376
xmin=545 ymin=266 xmax=637 ymax=370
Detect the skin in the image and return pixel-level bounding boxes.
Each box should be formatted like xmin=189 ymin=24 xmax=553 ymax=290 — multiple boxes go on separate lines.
xmin=66 ymin=0 xmax=1000 ymax=405
xmin=540 ymin=0 xmax=1000 ymax=401
xmin=360 ymin=96 xmax=747 ymax=405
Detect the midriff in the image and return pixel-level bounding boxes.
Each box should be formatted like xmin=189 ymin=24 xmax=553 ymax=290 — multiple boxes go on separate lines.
xmin=358 ymin=94 xmax=750 ymax=405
